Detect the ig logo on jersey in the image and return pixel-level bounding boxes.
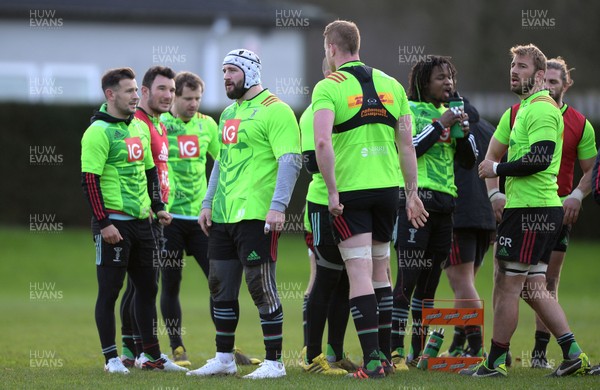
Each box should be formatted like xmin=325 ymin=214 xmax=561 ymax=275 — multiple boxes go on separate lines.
xmin=178 ymin=135 xmax=199 ymax=158
xmin=125 ymin=137 xmax=144 ymax=162
xmin=223 ymin=119 xmax=241 ymax=144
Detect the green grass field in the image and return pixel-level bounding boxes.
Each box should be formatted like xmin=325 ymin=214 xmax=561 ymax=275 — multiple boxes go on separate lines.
xmin=1 ymin=227 xmax=599 ymax=389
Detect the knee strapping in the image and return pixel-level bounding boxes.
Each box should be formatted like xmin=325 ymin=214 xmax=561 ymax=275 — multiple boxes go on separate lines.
xmin=339 ymin=245 xmax=371 ymax=262
xmin=372 ymin=280 xmax=391 ymax=289
xmin=372 ymin=243 xmax=390 ymax=261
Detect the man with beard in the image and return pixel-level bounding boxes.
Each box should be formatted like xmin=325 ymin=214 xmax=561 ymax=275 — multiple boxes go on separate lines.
xmin=499 ymin=57 xmax=596 ymax=369
xmin=159 ymin=71 xmax=260 ymax=368
xmin=188 ymin=49 xmax=301 ymax=379
xmin=462 ymin=44 xmax=590 ymax=378
xmin=119 ymin=66 xmax=176 ymax=368
xmin=81 ymin=67 xmax=185 ymax=373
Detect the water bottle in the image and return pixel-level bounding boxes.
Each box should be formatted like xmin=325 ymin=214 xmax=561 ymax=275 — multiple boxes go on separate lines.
xmin=417 ymin=328 xmax=445 ymax=370
xmin=448 ymin=96 xmax=465 ymax=139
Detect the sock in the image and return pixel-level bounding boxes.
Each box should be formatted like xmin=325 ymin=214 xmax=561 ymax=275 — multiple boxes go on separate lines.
xmin=260 ymin=306 xmax=283 ymax=362
xmin=121 ymin=335 xmax=135 ymax=359
xmin=465 ymin=325 xmax=482 ymax=355
xmin=217 ymin=351 xmax=234 ymax=364
xmin=133 ymin=334 xmax=143 ymax=356
xmin=306 ymin=265 xmax=342 ymax=363
xmin=350 ymin=294 xmax=380 ymax=371
xmin=142 ymin=341 xmax=161 ymax=361
xmin=533 ymin=331 xmax=551 ymax=359
xmin=487 ymin=339 xmax=509 ymax=368
xmin=449 ymin=326 xmax=466 ymax=353
xmin=557 ymin=332 xmax=582 ymax=360
xmin=213 ymin=300 xmax=239 ymax=353
xmin=302 ymin=294 xmax=309 ymax=347
xmin=375 ymin=286 xmax=393 ymax=361
xmin=326 ymin=270 xmax=349 ymax=362
xmin=410 ymin=296 xmax=431 ymax=358
xmin=391 ymin=306 xmax=409 ymax=352
xmin=102 ymin=345 xmax=118 ymax=363
xmin=326 ymin=344 xmax=336 ymax=362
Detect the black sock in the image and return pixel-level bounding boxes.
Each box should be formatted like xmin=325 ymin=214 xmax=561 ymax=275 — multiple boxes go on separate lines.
xmin=391 ymin=306 xmax=409 ymax=351
xmin=133 ymin=334 xmax=143 ymax=356
xmin=533 ymin=331 xmax=551 ymax=359
xmin=350 ymin=294 xmax=380 ymax=370
xmin=375 ymin=286 xmax=393 ymax=361
xmin=209 ymin=296 xmax=215 ymax=325
xmin=326 ymin=270 xmax=349 ymax=361
xmin=213 ymin=300 xmax=239 ymax=353
xmin=557 ymin=332 xmax=582 ymax=360
xmin=142 ymin=341 xmax=161 ymax=361
xmin=102 ymin=345 xmax=118 ymax=363
xmin=306 ymin=265 xmax=342 ymax=363
xmin=96 ymin=267 xmax=127 ymax=363
xmin=449 ymin=326 xmax=466 ymax=352
xmin=488 ymin=339 xmax=509 ymax=368
xmin=410 ymin=296 xmax=427 ymax=358
xmin=159 ymin=264 xmax=184 ymax=350
xmin=121 ymin=334 xmax=135 ymax=358
xmin=465 ymin=325 xmax=482 ymax=355
xmin=260 ymin=306 xmax=283 ymax=361
xmin=302 ymin=294 xmax=309 ymax=347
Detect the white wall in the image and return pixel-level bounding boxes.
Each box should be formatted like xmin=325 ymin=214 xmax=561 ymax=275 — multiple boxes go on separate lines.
xmin=0 ymin=19 xmax=307 ymax=110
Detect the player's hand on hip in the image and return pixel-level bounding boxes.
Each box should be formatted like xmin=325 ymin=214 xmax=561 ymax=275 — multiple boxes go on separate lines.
xmin=562 ymin=197 xmax=581 ymax=225
xmin=328 ymin=192 xmax=343 ymax=217
xmin=406 ymin=194 xmax=428 ymax=229
xmin=101 ymin=224 xmax=123 ymax=244
xmin=157 ymin=210 xmax=172 ymax=226
xmin=198 ymin=208 xmax=212 ymax=236
xmin=265 ymin=210 xmax=285 ymax=234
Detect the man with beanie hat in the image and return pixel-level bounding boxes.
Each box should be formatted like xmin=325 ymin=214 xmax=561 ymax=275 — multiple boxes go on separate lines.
xmin=188 ymin=49 xmax=302 ymax=379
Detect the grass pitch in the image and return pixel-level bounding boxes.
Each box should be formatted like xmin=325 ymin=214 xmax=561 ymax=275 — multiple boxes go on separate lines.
xmin=1 ymin=227 xmax=599 ymax=389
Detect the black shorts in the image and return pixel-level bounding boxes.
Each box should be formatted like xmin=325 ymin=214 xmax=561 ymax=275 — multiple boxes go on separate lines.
xmin=208 ymin=220 xmax=280 ymax=266
xmin=394 ymin=210 xmax=452 ymax=255
xmin=552 ymin=224 xmax=571 ymax=253
xmin=495 ymin=207 xmax=563 ymax=265
xmin=308 ymin=201 xmax=344 ymax=266
xmin=92 ymin=218 xmax=156 ymax=268
xmin=162 ymin=218 xmax=209 ymax=270
xmin=444 ymin=228 xmax=494 ymax=269
xmin=331 ymin=187 xmax=398 ymax=244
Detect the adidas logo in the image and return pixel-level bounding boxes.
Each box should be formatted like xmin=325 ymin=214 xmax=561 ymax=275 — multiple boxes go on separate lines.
xmin=247 ymin=251 xmax=261 ymax=261
xmin=561 ymin=237 xmax=568 ymax=245
xmin=497 ymin=246 xmax=509 ymax=257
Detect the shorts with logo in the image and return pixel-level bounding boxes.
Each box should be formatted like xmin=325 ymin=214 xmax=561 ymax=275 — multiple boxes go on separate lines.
xmin=92 ymin=218 xmax=156 ymax=268
xmin=163 ymin=218 xmax=209 ymax=275
xmin=495 ymin=207 xmax=563 ymax=265
xmin=330 ymin=187 xmax=398 ymax=244
xmin=308 ymin=201 xmax=344 ymax=266
xmin=394 ymin=210 xmax=453 ymax=255
xmin=443 ymin=228 xmax=494 ymax=269
xmin=552 ymin=224 xmax=571 ymax=253
xmin=208 ymin=220 xmax=280 ymax=266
